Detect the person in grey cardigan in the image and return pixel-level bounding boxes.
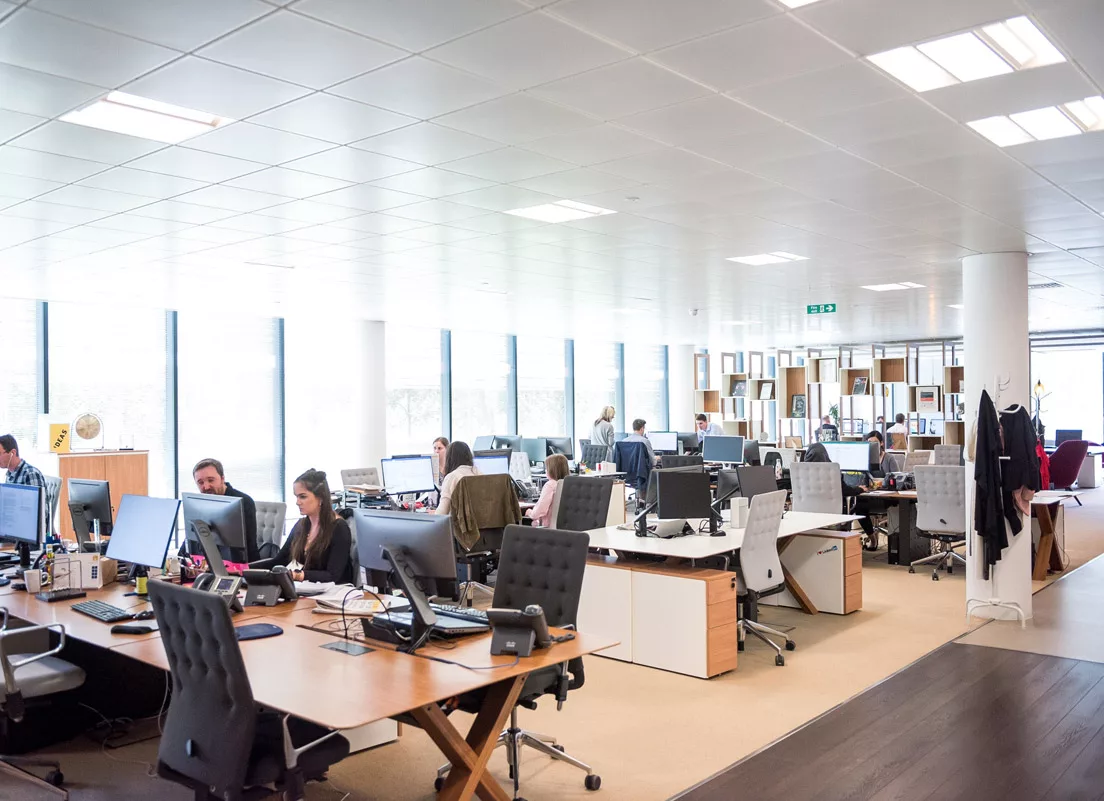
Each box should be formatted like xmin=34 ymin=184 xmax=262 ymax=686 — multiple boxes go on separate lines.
xmin=591 ymin=405 xmax=616 ymax=460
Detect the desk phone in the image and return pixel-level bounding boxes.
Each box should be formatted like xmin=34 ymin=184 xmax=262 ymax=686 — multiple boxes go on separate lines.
xmin=194 ymin=573 xmax=244 ymax=612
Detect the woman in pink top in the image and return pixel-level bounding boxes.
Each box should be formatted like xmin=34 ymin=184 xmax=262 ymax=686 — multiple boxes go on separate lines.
xmin=526 ymin=454 xmax=569 ymax=527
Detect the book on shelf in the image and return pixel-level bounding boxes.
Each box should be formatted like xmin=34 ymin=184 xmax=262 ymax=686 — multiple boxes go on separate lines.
xmin=851 ymin=376 xmax=868 ymax=395
xmin=759 ymin=382 xmax=774 ymax=400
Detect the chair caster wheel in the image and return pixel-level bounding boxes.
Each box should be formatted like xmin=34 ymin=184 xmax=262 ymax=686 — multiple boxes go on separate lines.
xmin=434 ymin=777 xmax=445 ymax=791
xmin=737 ymin=640 xmax=745 ymax=652
xmin=775 ymin=655 xmax=785 ymax=666
xmin=553 ymin=744 xmax=565 ymax=752
xmin=908 ymin=567 xmax=915 ymax=573
xmin=585 ymin=774 xmax=602 ymax=791
xmin=932 ymin=573 xmax=939 ymax=581
xmin=45 ymin=770 xmax=64 ymax=787
xmin=785 ymin=640 xmax=796 ymax=651
xmin=947 ymin=566 xmax=954 ymax=574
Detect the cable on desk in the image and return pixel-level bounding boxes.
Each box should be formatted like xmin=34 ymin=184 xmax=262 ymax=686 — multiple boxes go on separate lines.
xmin=412 ymin=652 xmax=521 ymax=672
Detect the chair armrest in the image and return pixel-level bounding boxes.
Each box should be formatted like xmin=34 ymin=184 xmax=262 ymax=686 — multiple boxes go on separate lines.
xmin=0 ymin=623 xmax=67 ymax=701
xmin=278 ymin=712 xmax=342 ymax=770
xmin=0 ymin=608 xmax=8 ymax=633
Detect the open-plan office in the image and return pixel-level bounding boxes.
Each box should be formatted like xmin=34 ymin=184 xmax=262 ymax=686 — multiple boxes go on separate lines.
xmin=4 ymin=1 xmax=1104 ymax=800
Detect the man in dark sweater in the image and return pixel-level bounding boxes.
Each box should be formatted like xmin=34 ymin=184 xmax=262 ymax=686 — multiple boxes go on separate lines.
xmin=191 ymin=458 xmax=259 ymax=563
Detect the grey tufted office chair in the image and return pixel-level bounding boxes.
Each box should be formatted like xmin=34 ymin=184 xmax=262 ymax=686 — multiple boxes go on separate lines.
xmin=933 ymin=444 xmax=963 ymax=466
xmin=735 ymin=490 xmax=793 ymax=666
xmin=0 ymin=608 xmax=85 ymax=798
xmin=904 ymin=450 xmax=934 ymax=470
xmin=437 ymin=526 xmax=599 ymax=796
xmin=555 ymin=476 xmax=615 ymax=531
xmin=658 ymin=454 xmax=704 ymax=470
xmin=43 ymin=476 xmax=61 ymax=537
xmin=910 ymin=466 xmax=968 ymax=580
xmin=149 ymin=581 xmax=349 ymax=801
xmin=579 ymin=443 xmax=609 ymax=470
xmin=790 ymin=462 xmax=844 ymax=514
xmin=339 ymin=468 xmax=379 ymax=488
xmin=254 ymin=501 xmax=286 ymax=560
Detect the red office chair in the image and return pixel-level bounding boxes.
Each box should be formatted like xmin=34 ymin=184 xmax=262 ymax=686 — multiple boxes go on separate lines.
xmin=1048 ymin=439 xmax=1088 ymax=504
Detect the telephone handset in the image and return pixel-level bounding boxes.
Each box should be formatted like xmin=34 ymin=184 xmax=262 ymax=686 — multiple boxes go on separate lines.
xmin=487 ymin=604 xmax=554 ymax=657
xmin=241 ymin=565 xmax=298 ymax=607
xmin=193 ymin=573 xmax=244 ymax=613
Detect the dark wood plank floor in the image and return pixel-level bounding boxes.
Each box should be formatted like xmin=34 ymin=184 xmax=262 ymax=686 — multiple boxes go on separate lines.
xmin=674 ymin=643 xmax=1104 ymax=801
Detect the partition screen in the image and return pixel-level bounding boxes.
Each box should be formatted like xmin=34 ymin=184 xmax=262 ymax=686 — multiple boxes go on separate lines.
xmin=386 ymin=325 xmax=443 ymax=457
xmin=517 ymin=336 xmax=566 ymax=437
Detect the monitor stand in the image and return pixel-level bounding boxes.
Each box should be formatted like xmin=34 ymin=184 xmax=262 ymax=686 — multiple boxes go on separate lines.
xmin=69 ymin=503 xmax=108 ymax=554
xmin=634 ymin=502 xmax=657 ymax=538
xmin=190 ymin=520 xmax=230 ymax=578
xmin=17 ymin=542 xmax=31 ymax=570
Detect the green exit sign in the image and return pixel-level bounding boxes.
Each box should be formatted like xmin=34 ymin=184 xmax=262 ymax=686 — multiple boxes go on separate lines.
xmin=807 ymin=303 xmax=837 ymax=315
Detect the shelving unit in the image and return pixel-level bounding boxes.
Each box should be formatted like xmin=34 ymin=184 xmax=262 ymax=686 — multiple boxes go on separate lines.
xmin=777 ymin=364 xmax=810 ymax=445
xmin=694 ymin=389 xmax=720 ymax=416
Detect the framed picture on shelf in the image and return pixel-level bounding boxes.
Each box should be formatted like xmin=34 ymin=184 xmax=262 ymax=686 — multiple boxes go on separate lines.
xmin=917 ymin=386 xmax=940 ymax=413
xmin=731 ymin=378 xmax=748 ymax=397
xmin=791 ymin=393 xmax=806 ymax=419
xmin=821 ymin=358 xmax=837 ymax=383
xmin=909 ymin=418 xmax=919 ymax=435
xmin=851 ymin=376 xmax=869 ymax=395
xmin=759 ymin=382 xmax=774 ymax=400
xmin=928 ymin=418 xmax=943 ymax=437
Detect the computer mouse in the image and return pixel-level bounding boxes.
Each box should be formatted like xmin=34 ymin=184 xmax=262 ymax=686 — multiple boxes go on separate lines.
xmin=0 ymin=576 xmax=10 ymax=587
xmin=133 ymin=610 xmax=155 ymax=621
xmin=111 ymin=624 xmax=154 ymax=635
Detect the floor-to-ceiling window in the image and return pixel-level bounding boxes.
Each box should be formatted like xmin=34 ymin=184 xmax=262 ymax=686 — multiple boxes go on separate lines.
xmin=574 ymin=342 xmax=621 ymax=445
xmin=1032 ymin=348 xmax=1104 ymax=444
xmin=0 ymin=300 xmax=41 ymax=455
xmin=624 ymin=343 xmax=668 ymax=432
xmin=517 ymin=336 xmax=567 ymax=437
xmin=451 ymin=332 xmax=510 ymax=444
xmin=386 ymin=326 xmax=443 ymax=456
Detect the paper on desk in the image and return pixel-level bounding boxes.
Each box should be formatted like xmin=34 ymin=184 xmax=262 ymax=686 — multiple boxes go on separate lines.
xmin=294 ymin=580 xmax=336 ymax=596
xmin=313 ymin=592 xmax=405 ymax=616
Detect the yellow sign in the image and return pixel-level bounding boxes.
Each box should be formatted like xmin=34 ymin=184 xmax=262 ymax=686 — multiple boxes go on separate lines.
xmin=49 ymin=424 xmax=70 ymax=453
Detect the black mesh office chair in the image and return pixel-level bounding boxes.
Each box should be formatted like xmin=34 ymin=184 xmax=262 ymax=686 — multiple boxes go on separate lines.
xmin=148 ymin=581 xmax=349 ymax=801
xmin=579 ymin=443 xmax=609 ymax=470
xmin=658 ymin=454 xmax=704 ymax=470
xmin=555 ymin=476 xmax=615 ymax=531
xmin=437 ymin=526 xmax=599 ymax=797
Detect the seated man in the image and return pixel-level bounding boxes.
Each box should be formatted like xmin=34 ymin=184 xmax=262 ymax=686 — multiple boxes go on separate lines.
xmin=695 ymin=413 xmax=723 ymax=443
xmin=625 ymin=418 xmax=658 ymax=465
xmin=189 ymin=458 xmax=259 ymax=563
xmin=0 ymin=434 xmax=50 ymax=538
xmin=816 ymin=415 xmax=839 ymax=442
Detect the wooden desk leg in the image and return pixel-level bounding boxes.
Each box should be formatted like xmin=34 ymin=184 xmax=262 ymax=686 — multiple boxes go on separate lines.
xmin=412 ymin=675 xmax=525 ymax=801
xmin=1033 ymin=504 xmax=1056 ymax=582
xmin=778 ymin=537 xmax=819 ymax=615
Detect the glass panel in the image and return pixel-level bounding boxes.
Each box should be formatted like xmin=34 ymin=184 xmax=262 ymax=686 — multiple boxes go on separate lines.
xmin=517 ymin=336 xmax=566 ymax=436
xmin=625 ymin=344 xmax=667 ymax=432
xmin=574 ymin=342 xmax=621 ymax=444
xmin=177 ymin=313 xmax=283 ymax=502
xmin=386 ymin=326 xmax=443 ymax=457
xmin=1032 ymin=348 xmax=1104 ymax=444
xmin=451 ymin=331 xmax=509 ymax=444
xmin=0 ymin=300 xmax=41 ymax=455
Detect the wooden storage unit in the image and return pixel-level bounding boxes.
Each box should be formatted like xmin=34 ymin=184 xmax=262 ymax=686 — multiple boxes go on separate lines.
xmin=943 ymin=365 xmax=965 ymax=396
xmin=760 ymin=529 xmax=863 ymax=615
xmin=58 ymin=450 xmax=149 ymax=542
xmin=723 ymin=372 xmax=749 ymax=398
xmin=943 ymin=421 xmax=966 ymax=445
xmin=908 ymin=384 xmax=943 ymax=413
xmin=806 ymin=357 xmax=839 ymax=385
xmin=722 ymin=420 xmax=750 ymax=437
xmin=694 ymin=389 xmax=720 ymax=415
xmin=777 ymin=366 xmax=808 ymax=419
xmin=872 ymin=357 xmax=907 ymax=384
xmin=748 ymin=378 xmax=775 ymax=402
xmin=908 ymin=434 xmax=942 ymax=452
xmin=840 ymin=367 xmax=872 ymax=396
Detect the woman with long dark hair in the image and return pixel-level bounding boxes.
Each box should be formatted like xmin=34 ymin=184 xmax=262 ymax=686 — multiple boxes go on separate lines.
xmin=267 ymin=468 xmax=353 ymax=584
xmin=435 ymin=441 xmax=479 ymax=516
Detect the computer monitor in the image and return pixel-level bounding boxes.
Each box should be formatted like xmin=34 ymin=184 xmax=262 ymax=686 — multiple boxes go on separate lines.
xmin=105 ymin=495 xmax=180 ymax=571
xmin=544 ymin=436 xmax=574 ymax=460
xmin=656 ymin=471 xmax=713 ymax=520
xmin=492 ymin=434 xmax=521 ymax=451
xmin=352 ymin=509 xmax=456 ymax=581
xmin=644 ymin=464 xmax=703 ymax=508
xmin=743 ymin=440 xmax=761 ymax=466
xmin=473 ymin=435 xmax=494 ymax=450
xmin=677 ymin=432 xmax=699 ymax=454
xmin=521 ymin=438 xmax=548 ymax=465
xmin=381 ymin=455 xmax=436 ymax=495
xmin=68 ymin=478 xmax=114 ymax=543
xmin=734 ymin=465 xmax=779 ymax=501
xmin=702 ymin=435 xmax=745 ymax=464
xmin=821 ymin=442 xmax=871 ymax=472
xmin=473 ymin=451 xmax=511 ymax=476
xmin=648 ymin=432 xmax=678 ymax=453
xmin=1056 ymin=429 xmax=1082 ymax=445
xmin=0 ymin=483 xmax=43 ymax=568
xmin=181 ymin=492 xmax=247 ymax=570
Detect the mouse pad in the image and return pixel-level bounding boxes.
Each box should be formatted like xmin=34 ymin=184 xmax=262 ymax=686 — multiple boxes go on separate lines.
xmin=235 ymin=623 xmax=283 ymax=641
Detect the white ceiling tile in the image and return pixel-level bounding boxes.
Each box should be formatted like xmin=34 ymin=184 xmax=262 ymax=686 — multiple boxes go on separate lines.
xmin=923 ymin=62 xmax=1096 ymax=123
xmin=329 ymin=56 xmax=508 ymax=119
xmin=426 ymin=13 xmax=626 ymax=90
xmin=800 ymin=97 xmax=956 ymax=148
xmin=331 ymin=213 xmax=431 ymax=235
xmin=0 ymin=173 xmax=65 ymax=201
xmin=436 ymin=94 xmax=594 ymax=144
xmin=249 ymin=93 xmax=416 ymax=143
xmin=846 ymin=127 xmax=992 ymax=167
xmin=36 ymin=185 xmax=156 ymax=213
xmin=77 ymin=167 xmax=207 ymax=198
xmin=49 ymin=226 xmax=153 ymax=246
xmin=208 ymin=212 xmax=312 ymax=234
xmin=127 ymin=147 xmax=265 ymax=182
xmin=797 ymin=0 xmax=1022 ymax=55
xmin=692 ymin=125 xmax=834 ymax=167
xmin=225 ymin=166 xmax=355 ymax=197
xmin=197 ymin=10 xmax=406 ymax=89
xmin=0 ymin=7 xmax=177 ymax=87
xmin=524 ymin=124 xmax=662 ymax=165
xmin=383 ymin=198 xmax=488 ymax=223
xmin=85 ymin=213 xmax=194 ymax=235
xmin=445 ymin=184 xmax=558 ymax=212
xmin=551 ymin=0 xmax=779 ymax=53
xmin=618 ymin=95 xmax=775 ymax=146
xmin=255 ymin=199 xmax=358 ymax=224
xmin=442 ymin=147 xmax=572 ymax=182
xmin=0 ymin=146 xmax=108 ymax=182
xmin=513 ymin=167 xmax=640 ymax=197
xmin=282 ymin=147 xmax=421 ymax=182
xmin=31 ymin=0 xmax=273 ymax=51
xmin=3 ymin=199 xmax=111 ymax=225
xmin=173 ymin=184 xmax=289 ymax=213
xmin=445 ymin=213 xmax=548 ymax=235
xmin=10 ymin=120 xmax=164 ymax=163
xmin=354 ymin=122 xmax=501 ymax=165
xmin=369 ymin=167 xmax=495 ymax=197
xmin=597 ymin=148 xmax=726 ymax=183
xmin=132 ymin=200 xmax=239 ymax=225
xmin=733 ymin=61 xmax=907 ymax=124
xmin=0 ymin=62 xmax=106 ymax=118
xmin=654 ymin=15 xmax=851 ymax=92
xmin=164 ymin=225 xmax=260 ymax=245
xmin=531 ymin=58 xmax=710 ymax=120
xmin=1003 ymin=131 xmax=1104 ymax=168
xmin=0 ymin=109 xmax=46 ymax=143
xmin=308 ymin=184 xmax=425 ymax=212
xmin=277 ymin=223 xmax=381 ymax=244
xmin=395 ymin=225 xmax=487 ymax=245
xmin=122 ymin=56 xmax=310 ymax=119
xmin=184 ymin=122 xmax=333 ymax=164
xmin=0 ymin=216 xmax=71 ymax=246
xmin=294 ymin=0 xmax=524 ymax=52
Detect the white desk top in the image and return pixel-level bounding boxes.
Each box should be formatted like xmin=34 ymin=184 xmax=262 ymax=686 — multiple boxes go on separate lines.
xmin=1033 ymin=490 xmax=1082 ymax=503
xmin=585 ymin=511 xmax=858 ymax=558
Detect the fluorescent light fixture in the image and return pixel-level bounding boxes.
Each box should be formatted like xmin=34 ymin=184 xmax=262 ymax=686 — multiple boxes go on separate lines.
xmin=866 ymin=47 xmax=957 ymax=92
xmin=60 ymin=91 xmax=233 ymax=143
xmin=861 ymin=282 xmax=926 ymax=291
xmin=726 ymin=251 xmax=808 ymax=266
xmin=968 ymin=115 xmax=1033 ymax=147
xmin=948 ymin=304 xmax=964 ymax=309
xmin=778 ymin=0 xmax=823 ymax=7
xmin=868 ymin=17 xmax=1065 ymax=92
xmin=1063 ymin=97 xmax=1104 ymax=129
xmin=504 ymin=199 xmax=616 ymax=223
xmin=917 ymin=33 xmax=1012 ymax=83
xmin=1010 ymin=106 xmax=1081 ymax=140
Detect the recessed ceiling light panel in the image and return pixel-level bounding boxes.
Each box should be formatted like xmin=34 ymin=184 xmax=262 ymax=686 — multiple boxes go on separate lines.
xmin=866 ymin=47 xmax=957 ymax=92
xmin=778 ymin=0 xmax=824 ymax=7
xmin=981 ymin=17 xmax=1065 ymax=69
xmin=1010 ymin=106 xmax=1081 ymax=140
xmin=917 ymin=32 xmax=1012 ymax=83
xmin=861 ymin=282 xmax=926 ymax=292
xmin=60 ymin=91 xmax=233 ymax=143
xmin=726 ymin=252 xmax=808 ymax=266
xmin=971 ymin=96 xmax=1104 ymax=147
xmin=504 ymin=199 xmax=616 ymax=223
xmin=967 ymin=115 xmax=1033 ymax=147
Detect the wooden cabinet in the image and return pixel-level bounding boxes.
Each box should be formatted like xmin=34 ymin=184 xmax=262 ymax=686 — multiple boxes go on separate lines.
xmin=57 ymin=451 xmax=148 ymax=541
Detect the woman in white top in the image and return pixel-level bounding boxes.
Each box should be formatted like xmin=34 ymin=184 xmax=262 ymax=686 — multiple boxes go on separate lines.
xmin=591 ymin=405 xmax=616 ymax=460
xmin=526 ymin=454 xmax=568 ymax=527
xmin=435 ymin=441 xmax=480 ymax=516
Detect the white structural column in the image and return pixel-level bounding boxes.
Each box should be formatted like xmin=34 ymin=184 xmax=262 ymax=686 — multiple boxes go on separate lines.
xmin=667 ymin=345 xmax=696 ymax=431
xmin=962 ymin=252 xmax=1032 ymax=620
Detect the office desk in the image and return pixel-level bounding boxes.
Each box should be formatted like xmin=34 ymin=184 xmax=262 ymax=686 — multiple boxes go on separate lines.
xmin=864 ymin=490 xmax=928 ymax=565
xmin=579 ymin=512 xmax=858 ymax=678
xmin=1031 ymin=492 xmax=1079 ymax=581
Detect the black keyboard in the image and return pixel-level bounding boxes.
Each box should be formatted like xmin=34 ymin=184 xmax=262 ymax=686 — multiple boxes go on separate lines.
xmin=72 ymin=600 xmax=133 ymax=623
xmin=429 ymin=603 xmax=489 ymax=625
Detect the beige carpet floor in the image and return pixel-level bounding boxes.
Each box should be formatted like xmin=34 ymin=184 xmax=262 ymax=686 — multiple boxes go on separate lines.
xmin=11 ymin=490 xmax=1103 ymax=801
